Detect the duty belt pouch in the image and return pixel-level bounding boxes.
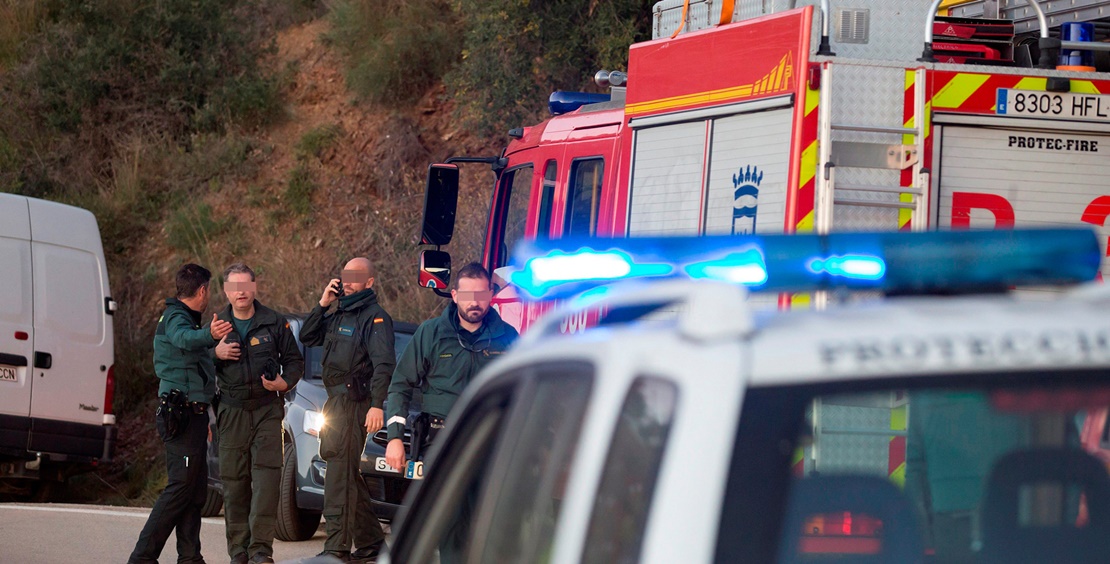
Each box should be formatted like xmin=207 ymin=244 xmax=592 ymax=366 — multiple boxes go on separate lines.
xmin=346 ymin=371 xmax=371 ymax=402
xmin=156 ymin=389 xmax=190 ymax=442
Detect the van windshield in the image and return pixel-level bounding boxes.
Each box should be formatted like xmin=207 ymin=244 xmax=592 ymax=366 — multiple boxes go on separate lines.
xmin=718 ymin=372 xmax=1110 ymax=563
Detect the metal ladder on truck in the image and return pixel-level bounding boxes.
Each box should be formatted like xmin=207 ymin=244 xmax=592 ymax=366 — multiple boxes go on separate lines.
xmin=813 ymin=64 xmax=930 ymax=238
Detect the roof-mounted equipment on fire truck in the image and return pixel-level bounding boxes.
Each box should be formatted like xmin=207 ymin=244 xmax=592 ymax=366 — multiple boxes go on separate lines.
xmin=549 ymin=91 xmax=611 ymax=115
xmin=509 ymin=228 xmax=1101 ymax=300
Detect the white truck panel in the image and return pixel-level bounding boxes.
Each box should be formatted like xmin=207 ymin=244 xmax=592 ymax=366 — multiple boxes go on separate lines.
xmin=628 ymin=108 xmax=794 ymax=237
xmin=936 ymin=125 xmax=1110 ymax=278
xmin=628 ymin=121 xmax=706 ymax=236
xmin=704 ymin=108 xmax=792 ymax=235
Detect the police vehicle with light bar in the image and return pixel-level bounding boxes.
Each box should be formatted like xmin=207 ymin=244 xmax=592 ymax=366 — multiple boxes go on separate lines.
xmin=383 ymin=228 xmax=1110 ymax=564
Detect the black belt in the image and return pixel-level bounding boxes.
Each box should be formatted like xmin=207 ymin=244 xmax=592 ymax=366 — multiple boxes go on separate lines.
xmin=218 ymin=393 xmax=277 ymax=411
xmin=325 ymin=382 xmax=349 ymax=397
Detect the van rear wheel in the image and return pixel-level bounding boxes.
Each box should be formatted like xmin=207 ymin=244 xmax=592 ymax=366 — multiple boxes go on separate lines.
xmin=201 ymin=485 xmax=223 ymax=517
xmin=275 ymin=443 xmax=321 ymax=541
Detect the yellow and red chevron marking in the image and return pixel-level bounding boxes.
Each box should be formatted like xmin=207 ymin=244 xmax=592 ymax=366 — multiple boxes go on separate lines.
xmin=788 ymin=71 xmax=820 ymax=310
xmin=899 ymin=70 xmax=929 ymax=231
xmin=930 ymin=71 xmax=1110 ymax=113
xmin=888 ymin=401 xmax=908 ymax=487
xmin=625 ymin=52 xmax=795 ymax=117
xmin=898 ymin=70 xmax=1110 ymax=229
xmin=794 ymin=76 xmax=819 ymax=235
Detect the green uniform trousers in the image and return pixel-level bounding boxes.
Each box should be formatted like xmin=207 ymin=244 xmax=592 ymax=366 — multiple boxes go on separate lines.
xmin=319 ymin=392 xmax=385 ymax=552
xmin=217 ymin=400 xmax=284 ymax=560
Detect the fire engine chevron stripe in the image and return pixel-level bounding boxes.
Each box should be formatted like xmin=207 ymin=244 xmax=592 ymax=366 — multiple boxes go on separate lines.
xmin=889 ymin=404 xmax=907 ymax=487
xmin=931 ymin=73 xmax=990 ymax=111
xmin=1070 ymin=80 xmax=1105 ymax=95
xmin=625 ymin=53 xmax=793 ymax=116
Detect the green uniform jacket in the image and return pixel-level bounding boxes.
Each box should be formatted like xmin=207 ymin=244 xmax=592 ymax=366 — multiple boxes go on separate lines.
xmin=153 ymin=298 xmax=217 ymax=404
xmin=214 ymin=301 xmax=304 ymax=407
xmin=386 ymin=303 xmax=519 ymax=441
xmin=299 ymin=288 xmax=395 ymax=409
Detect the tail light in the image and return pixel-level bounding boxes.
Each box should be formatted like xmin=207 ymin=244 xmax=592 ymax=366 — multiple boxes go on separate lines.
xmin=103 ymin=365 xmax=116 ymax=425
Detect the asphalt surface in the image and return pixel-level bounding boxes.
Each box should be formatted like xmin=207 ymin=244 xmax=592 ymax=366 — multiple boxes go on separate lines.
xmin=0 ymin=503 xmax=389 ymax=563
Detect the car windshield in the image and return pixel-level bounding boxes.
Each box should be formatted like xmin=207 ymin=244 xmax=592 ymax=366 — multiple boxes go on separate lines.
xmin=720 ymin=371 xmax=1110 ymax=563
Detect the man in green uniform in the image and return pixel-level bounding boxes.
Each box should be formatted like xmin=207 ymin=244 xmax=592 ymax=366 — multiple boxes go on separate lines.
xmin=384 ymin=262 xmax=519 ymax=471
xmin=213 ymin=263 xmax=304 ymax=564
xmin=299 ymin=257 xmax=395 ymax=563
xmin=130 ymin=264 xmax=232 ymax=564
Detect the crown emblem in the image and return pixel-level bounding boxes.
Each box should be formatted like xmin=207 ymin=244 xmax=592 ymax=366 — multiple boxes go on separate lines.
xmin=733 ymin=165 xmax=763 ymax=189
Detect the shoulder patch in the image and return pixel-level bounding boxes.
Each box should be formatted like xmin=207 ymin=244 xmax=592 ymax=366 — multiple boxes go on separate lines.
xmin=373 ymin=318 xmax=384 ymax=324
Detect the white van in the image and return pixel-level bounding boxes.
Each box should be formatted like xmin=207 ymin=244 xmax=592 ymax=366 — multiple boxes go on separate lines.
xmin=0 ymin=193 xmax=117 ymax=493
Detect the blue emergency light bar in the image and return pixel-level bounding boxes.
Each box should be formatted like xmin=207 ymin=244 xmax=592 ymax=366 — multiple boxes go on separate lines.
xmin=509 ymin=229 xmax=1102 ymax=300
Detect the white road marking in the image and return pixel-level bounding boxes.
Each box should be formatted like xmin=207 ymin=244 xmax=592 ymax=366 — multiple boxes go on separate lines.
xmin=1 ymin=504 xmax=223 ymax=524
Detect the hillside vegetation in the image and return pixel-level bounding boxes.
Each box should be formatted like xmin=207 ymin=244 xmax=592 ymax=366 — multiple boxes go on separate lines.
xmin=0 ymin=0 xmax=653 ymax=502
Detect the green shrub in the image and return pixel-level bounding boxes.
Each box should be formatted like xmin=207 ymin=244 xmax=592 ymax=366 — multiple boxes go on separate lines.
xmin=295 ymin=123 xmax=342 ymax=161
xmin=285 ymin=164 xmax=316 ymax=216
xmin=27 ymin=0 xmax=285 ymax=136
xmin=0 ymin=0 xmax=44 ymax=70
xmin=328 ymin=0 xmax=462 ymax=105
xmin=166 ymin=202 xmax=235 ymax=257
xmin=446 ymin=0 xmax=653 ymax=138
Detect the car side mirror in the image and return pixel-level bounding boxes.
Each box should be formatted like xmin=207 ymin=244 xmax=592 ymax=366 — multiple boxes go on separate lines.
xmin=419 ymin=250 xmax=452 ymax=292
xmin=421 ymin=164 xmax=459 ymax=246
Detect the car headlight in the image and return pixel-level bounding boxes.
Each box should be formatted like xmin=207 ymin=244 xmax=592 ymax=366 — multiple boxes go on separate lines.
xmin=304 ymin=410 xmax=325 ymax=437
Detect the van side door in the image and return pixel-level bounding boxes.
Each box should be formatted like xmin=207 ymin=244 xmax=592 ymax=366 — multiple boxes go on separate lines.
xmin=0 ymin=194 xmax=35 ymax=447
xmin=26 ymin=198 xmax=113 ymax=454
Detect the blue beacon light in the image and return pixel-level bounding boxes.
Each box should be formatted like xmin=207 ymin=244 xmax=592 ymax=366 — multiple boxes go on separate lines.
xmin=808 ymin=254 xmax=886 ymax=281
xmin=510 ymin=229 xmax=1101 ymax=300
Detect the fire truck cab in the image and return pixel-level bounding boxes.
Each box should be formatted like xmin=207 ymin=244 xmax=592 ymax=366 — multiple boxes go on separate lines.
xmin=385 ymin=229 xmax=1110 ymax=563
xmin=420 ymin=0 xmax=1110 ymax=327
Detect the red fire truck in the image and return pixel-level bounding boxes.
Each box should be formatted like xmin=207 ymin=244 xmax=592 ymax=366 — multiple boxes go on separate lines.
xmin=418 ymin=0 xmax=1110 ymax=330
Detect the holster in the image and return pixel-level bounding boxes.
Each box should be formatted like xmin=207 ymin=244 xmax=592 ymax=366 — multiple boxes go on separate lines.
xmin=410 ymin=413 xmax=430 ymax=462
xmin=156 ymin=389 xmax=190 ymax=442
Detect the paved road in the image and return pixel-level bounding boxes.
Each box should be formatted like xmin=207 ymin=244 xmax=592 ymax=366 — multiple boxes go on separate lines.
xmin=0 ymin=503 xmax=388 ymax=562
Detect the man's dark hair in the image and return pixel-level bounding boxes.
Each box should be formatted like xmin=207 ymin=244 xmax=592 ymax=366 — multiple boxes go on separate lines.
xmin=223 ymin=262 xmax=256 ymax=282
xmin=454 ymin=262 xmax=491 ymax=289
xmin=176 ymin=263 xmax=212 ymax=298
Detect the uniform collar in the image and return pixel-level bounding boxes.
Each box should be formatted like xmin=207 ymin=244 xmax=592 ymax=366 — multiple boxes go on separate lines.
xmin=338 ymin=288 xmax=378 ymax=311
xmin=218 ymin=300 xmax=279 ymax=326
xmin=167 ymin=297 xmax=203 ymax=325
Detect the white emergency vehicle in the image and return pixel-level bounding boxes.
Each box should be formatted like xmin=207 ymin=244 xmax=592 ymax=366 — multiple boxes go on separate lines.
xmin=384 ymin=228 xmax=1110 ymax=563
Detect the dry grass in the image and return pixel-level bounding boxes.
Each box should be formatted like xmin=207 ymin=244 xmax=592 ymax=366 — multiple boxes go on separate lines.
xmin=0 ymin=0 xmax=42 ymax=70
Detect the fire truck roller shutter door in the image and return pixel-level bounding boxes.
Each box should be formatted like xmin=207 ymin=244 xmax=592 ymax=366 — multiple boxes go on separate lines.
xmin=936 ymin=125 xmax=1110 ymax=282
xmin=627 ymin=108 xmax=793 ymax=238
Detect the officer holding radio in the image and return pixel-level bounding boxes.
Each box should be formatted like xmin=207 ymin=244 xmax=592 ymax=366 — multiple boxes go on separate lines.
xmin=213 ymin=263 xmax=303 ymax=564
xmin=299 ymin=257 xmax=395 ymax=563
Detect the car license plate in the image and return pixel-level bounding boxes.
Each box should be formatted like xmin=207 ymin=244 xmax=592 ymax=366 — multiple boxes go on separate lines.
xmin=374 ymin=457 xmax=400 ymax=474
xmin=996 ymin=89 xmax=1110 ymax=123
xmin=0 ymin=365 xmax=16 ymax=382
xmin=405 ymin=460 xmax=425 ymax=480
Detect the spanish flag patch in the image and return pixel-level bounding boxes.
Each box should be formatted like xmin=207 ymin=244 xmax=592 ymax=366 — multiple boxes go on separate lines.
xmin=373 ymin=318 xmax=384 ymax=324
